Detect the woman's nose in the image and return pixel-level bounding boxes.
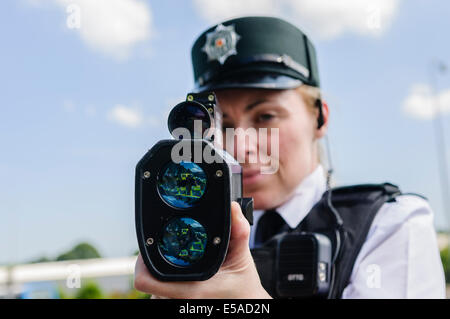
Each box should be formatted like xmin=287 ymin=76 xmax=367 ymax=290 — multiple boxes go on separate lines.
xmin=226 ymin=126 xmax=259 ymax=164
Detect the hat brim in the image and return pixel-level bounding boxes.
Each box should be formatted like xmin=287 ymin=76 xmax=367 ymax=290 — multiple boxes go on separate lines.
xmin=194 ymin=72 xmax=303 ymax=93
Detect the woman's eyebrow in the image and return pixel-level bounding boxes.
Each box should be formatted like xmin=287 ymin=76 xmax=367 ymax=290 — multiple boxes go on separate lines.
xmin=245 ymin=99 xmax=269 ymax=112
xmin=222 ymin=98 xmax=272 ymax=118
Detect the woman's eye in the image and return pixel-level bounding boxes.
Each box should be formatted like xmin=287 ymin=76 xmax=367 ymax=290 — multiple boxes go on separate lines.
xmin=258 ymin=113 xmax=275 ymax=122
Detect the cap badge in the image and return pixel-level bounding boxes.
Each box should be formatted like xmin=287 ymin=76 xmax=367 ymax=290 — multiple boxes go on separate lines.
xmin=202 ymin=24 xmax=241 ymax=65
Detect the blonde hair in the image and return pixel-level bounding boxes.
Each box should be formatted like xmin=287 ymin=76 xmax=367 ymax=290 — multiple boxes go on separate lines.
xmin=296 ymin=84 xmax=322 ymax=112
xmin=295 ymin=84 xmax=327 ymax=168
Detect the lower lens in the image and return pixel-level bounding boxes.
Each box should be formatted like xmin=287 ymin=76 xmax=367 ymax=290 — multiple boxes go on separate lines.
xmin=159 ymin=217 xmax=207 ymax=267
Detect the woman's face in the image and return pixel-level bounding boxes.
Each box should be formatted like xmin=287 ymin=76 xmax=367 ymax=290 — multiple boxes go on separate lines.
xmin=214 ymin=88 xmax=328 ymax=210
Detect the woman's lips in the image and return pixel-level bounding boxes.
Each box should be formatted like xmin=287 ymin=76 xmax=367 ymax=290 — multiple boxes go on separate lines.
xmin=242 ymin=168 xmax=264 ymax=186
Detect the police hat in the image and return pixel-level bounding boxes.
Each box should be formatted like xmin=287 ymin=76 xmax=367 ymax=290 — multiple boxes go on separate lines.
xmin=191 ymin=16 xmax=320 ymax=92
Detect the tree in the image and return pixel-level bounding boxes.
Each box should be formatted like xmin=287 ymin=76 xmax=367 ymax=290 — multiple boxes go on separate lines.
xmin=440 ymin=246 xmax=450 ymax=283
xmin=56 ymin=242 xmax=101 ymax=261
xmin=29 ymin=256 xmax=52 ymax=264
xmin=75 ymin=281 xmax=104 ymax=299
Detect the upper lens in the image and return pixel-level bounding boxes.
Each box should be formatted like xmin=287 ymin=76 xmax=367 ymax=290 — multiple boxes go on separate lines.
xmin=168 ymin=101 xmax=211 ymax=138
xmin=158 ymin=161 xmax=207 ymax=209
xmin=159 ymin=217 xmax=207 ymax=267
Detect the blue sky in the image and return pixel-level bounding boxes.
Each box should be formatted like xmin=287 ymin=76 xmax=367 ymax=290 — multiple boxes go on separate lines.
xmin=1 ymin=0 xmax=449 ymax=264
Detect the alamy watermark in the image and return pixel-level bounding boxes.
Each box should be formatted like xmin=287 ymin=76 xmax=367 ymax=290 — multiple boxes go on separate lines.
xmin=365 ymin=264 xmax=381 ymax=289
xmin=366 ymin=5 xmax=381 ymax=31
xmin=170 ymin=120 xmax=280 ymax=174
xmin=66 ymin=3 xmax=81 ymax=29
xmin=66 ymin=264 xmax=81 ymax=289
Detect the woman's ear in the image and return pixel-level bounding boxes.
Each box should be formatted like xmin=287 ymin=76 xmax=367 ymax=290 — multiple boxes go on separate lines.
xmin=316 ymin=99 xmax=329 ymax=138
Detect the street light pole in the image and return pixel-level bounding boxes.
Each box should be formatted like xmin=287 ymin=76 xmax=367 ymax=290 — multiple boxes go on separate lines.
xmin=429 ymin=59 xmax=450 ymax=264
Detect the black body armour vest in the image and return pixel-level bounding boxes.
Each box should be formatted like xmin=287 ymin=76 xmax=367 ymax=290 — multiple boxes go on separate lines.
xmin=251 ymin=183 xmax=402 ymax=299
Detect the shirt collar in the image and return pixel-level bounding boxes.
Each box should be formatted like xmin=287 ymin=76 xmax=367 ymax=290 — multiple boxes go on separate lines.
xmin=276 ymin=164 xmax=327 ymax=228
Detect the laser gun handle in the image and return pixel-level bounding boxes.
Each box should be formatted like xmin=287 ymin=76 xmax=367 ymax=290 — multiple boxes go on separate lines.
xmin=237 ymin=197 xmax=254 ymax=225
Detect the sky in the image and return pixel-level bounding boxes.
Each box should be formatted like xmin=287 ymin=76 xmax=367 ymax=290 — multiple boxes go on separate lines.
xmin=1 ymin=0 xmax=450 ymax=265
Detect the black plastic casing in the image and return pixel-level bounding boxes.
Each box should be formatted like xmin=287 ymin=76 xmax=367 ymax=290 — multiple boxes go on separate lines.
xmin=274 ymin=232 xmax=332 ymax=298
xmin=135 ymin=139 xmax=243 ymax=281
xmin=254 ymin=232 xmax=332 ymax=298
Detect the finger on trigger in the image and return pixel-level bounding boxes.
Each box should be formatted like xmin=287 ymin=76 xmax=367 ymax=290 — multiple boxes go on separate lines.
xmin=230 ymin=201 xmax=250 ymax=241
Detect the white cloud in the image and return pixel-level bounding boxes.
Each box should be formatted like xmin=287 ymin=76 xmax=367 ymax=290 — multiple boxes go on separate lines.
xmin=107 ymin=104 xmax=163 ymax=128
xmin=192 ymin=0 xmax=278 ymax=25
xmin=192 ymin=0 xmax=401 ymax=40
xmin=402 ymin=84 xmax=450 ymax=120
xmin=32 ymin=0 xmax=154 ymax=59
xmin=286 ymin=0 xmax=400 ymax=39
xmin=62 ymin=100 xmax=162 ymax=128
xmin=108 ymin=104 xmax=143 ymax=128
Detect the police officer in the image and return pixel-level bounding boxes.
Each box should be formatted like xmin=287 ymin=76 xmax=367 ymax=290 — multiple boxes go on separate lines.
xmin=134 ymin=16 xmax=446 ymax=298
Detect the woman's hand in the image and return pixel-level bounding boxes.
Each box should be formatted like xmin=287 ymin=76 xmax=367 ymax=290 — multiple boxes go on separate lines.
xmin=134 ymin=201 xmax=272 ymax=299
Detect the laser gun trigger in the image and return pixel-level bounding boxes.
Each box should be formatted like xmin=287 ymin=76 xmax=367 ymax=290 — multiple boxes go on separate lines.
xmin=237 ymin=197 xmax=254 ymax=225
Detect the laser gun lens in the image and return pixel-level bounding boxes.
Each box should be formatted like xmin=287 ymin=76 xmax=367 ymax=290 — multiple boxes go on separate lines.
xmin=159 ymin=217 xmax=207 ymax=267
xmin=158 ymin=161 xmax=207 ymax=209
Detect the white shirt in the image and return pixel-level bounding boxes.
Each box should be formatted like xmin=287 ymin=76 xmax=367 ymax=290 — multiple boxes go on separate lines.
xmin=249 ymin=165 xmax=446 ymax=298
